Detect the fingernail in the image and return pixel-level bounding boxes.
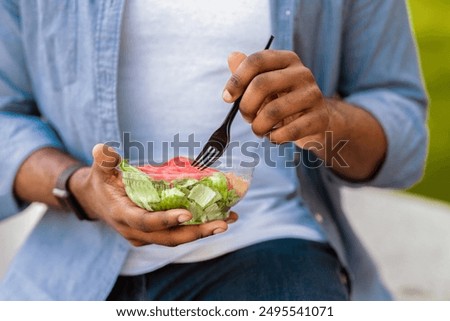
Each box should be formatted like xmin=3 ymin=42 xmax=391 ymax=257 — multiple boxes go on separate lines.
xmin=222 ymin=90 xmax=232 ymax=102
xmin=178 ymin=214 xmax=191 ymax=223
xmin=243 ymin=117 xmax=252 ymax=124
xmin=213 ymin=228 xmax=226 ymax=235
xmin=225 ymin=218 xmax=236 ymax=224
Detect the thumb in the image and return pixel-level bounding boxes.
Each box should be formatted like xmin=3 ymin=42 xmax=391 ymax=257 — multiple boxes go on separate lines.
xmin=227 ymin=51 xmax=247 ymax=74
xmin=223 ymin=51 xmax=247 ymax=103
xmin=92 ymin=143 xmax=121 ymax=175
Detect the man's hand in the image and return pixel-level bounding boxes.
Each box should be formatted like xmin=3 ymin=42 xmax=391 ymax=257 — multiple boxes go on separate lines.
xmin=14 ymin=145 xmax=235 ymax=247
xmin=223 ymin=50 xmax=387 ymax=181
xmin=68 ymin=144 xmax=235 ymax=247
xmin=223 ymin=50 xmax=330 ymax=147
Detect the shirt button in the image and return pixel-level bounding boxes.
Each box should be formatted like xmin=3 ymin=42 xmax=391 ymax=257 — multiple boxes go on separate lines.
xmin=315 ymin=213 xmax=324 ymax=223
xmin=285 ymin=9 xmax=291 ymax=16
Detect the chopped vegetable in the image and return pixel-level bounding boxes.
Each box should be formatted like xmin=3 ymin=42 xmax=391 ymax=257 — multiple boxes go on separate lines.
xmin=119 ymin=157 xmax=249 ymax=224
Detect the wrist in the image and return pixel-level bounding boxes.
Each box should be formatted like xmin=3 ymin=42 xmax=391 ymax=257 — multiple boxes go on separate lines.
xmin=52 ymin=162 xmax=92 ymax=220
xmin=324 ymin=98 xmax=349 ymax=143
xmin=67 ymin=166 xmax=94 ymax=220
xmin=321 ymin=98 xmax=387 ymax=180
xmin=68 ymin=166 xmax=90 ymax=196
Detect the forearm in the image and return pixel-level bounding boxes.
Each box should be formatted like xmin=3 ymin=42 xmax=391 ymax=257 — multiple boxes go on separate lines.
xmin=311 ymin=98 xmax=387 ymax=181
xmin=13 ymin=147 xmax=82 ymax=208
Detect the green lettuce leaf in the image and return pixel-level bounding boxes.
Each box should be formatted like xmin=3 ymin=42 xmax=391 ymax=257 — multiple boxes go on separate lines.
xmin=188 ymin=184 xmax=220 ymax=208
xmin=120 ymin=159 xmax=246 ymax=224
xmin=119 ymin=160 xmax=160 ymax=210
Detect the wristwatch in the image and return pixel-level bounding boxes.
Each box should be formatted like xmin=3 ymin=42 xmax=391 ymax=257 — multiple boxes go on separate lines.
xmin=52 ymin=163 xmax=93 ymax=221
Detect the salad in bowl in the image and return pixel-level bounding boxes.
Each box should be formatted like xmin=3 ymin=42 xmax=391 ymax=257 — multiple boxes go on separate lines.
xmin=119 ymin=156 xmax=253 ymax=224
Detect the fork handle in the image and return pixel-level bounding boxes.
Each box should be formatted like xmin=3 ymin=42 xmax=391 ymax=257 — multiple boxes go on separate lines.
xmin=220 ymin=96 xmax=242 ymax=131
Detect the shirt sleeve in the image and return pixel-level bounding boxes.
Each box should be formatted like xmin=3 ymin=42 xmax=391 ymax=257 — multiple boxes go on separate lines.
xmin=0 ymin=1 xmax=64 ymax=219
xmin=334 ymin=0 xmax=428 ymax=189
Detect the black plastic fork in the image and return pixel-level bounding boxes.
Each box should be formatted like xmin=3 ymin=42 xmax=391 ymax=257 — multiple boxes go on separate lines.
xmin=192 ymin=35 xmax=274 ymax=170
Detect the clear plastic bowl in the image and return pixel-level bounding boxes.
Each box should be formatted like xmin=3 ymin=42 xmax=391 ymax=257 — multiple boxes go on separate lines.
xmin=118 ymin=156 xmax=253 ymax=224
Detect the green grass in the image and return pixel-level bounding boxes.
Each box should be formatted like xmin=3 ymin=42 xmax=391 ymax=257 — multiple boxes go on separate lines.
xmin=405 ymin=0 xmax=450 ymax=204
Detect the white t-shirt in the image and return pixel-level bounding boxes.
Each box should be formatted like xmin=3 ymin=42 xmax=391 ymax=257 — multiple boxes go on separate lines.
xmin=117 ymin=0 xmax=326 ymax=275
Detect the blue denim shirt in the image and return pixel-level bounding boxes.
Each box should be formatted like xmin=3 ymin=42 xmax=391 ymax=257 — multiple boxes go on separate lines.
xmin=0 ymin=0 xmax=427 ymax=300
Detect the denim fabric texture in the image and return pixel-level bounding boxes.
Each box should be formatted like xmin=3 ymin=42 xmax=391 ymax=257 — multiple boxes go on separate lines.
xmin=107 ymin=239 xmax=350 ymax=301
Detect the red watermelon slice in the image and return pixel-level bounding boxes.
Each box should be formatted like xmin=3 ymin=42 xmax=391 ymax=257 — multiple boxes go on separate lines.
xmin=138 ymin=156 xmax=218 ymax=181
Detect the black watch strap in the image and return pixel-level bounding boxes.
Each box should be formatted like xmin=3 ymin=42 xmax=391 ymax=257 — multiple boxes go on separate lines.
xmin=52 ymin=163 xmax=93 ymax=221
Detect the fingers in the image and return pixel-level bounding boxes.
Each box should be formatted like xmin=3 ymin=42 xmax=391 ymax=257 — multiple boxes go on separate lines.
xmin=122 ymin=207 xmax=238 ymax=235
xmin=268 ymin=108 xmax=329 ymax=144
xmin=127 ymin=220 xmax=229 ymax=247
xmin=251 ymin=85 xmax=321 ymax=137
xmin=238 ymin=66 xmax=306 ymax=123
xmin=114 ymin=203 xmax=238 ymax=247
xmin=123 ymin=208 xmax=193 ymax=233
xmin=226 ymin=211 xmax=238 ymax=224
xmin=227 ymin=51 xmax=247 ymax=74
xmin=223 ymin=50 xmax=300 ymax=103
xmin=222 ymin=49 xmax=329 ymax=145
xmin=119 ymin=211 xmax=231 ymax=247
xmin=92 ymin=144 xmax=121 ymax=175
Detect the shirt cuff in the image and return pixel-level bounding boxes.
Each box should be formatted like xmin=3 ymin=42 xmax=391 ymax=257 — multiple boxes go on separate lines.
xmin=0 ymin=112 xmax=65 ymax=219
xmin=334 ymin=89 xmax=428 ymax=189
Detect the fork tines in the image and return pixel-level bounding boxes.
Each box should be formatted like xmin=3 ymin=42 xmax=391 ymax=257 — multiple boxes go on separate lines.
xmin=191 ymin=141 xmax=224 ymax=170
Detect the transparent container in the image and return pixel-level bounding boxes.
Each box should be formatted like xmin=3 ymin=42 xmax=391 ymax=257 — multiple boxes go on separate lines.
xmin=118 ymin=156 xmax=254 ymax=224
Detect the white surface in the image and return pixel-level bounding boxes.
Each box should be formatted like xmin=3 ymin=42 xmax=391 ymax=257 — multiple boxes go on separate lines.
xmin=341 ymin=187 xmax=450 ymax=300
xmin=0 ymin=203 xmax=45 ymax=278
xmin=1 ymin=189 xmax=450 ymax=300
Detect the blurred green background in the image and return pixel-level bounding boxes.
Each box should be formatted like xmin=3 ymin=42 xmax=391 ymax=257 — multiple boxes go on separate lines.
xmin=407 ymin=0 xmax=450 ymax=204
